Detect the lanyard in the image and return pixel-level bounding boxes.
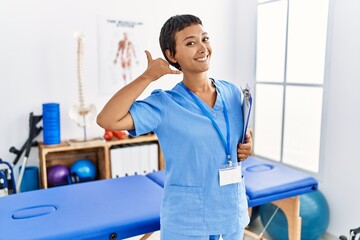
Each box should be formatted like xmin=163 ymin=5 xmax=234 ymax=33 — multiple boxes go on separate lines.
xmin=180 ymin=81 xmax=232 ymax=166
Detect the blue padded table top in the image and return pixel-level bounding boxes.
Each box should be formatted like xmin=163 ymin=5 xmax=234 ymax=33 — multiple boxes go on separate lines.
xmin=147 ymin=171 xmax=165 ymax=188
xmin=243 ymin=156 xmax=318 ymax=207
xmin=146 ymin=156 xmax=318 ymax=208
xmin=0 ymin=175 xmax=163 ymax=240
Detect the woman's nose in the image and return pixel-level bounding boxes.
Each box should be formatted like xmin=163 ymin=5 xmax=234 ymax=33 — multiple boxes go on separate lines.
xmin=198 ymin=43 xmax=207 ymax=53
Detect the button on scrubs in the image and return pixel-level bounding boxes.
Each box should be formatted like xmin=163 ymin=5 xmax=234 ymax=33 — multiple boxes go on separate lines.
xmin=128 ymin=79 xmax=250 ymax=236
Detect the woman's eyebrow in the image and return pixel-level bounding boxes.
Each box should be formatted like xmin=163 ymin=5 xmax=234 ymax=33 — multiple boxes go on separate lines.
xmin=182 ymin=32 xmax=208 ymax=42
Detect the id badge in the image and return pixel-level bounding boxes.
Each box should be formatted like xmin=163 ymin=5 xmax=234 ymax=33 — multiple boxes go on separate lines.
xmin=219 ymin=162 xmax=242 ymax=186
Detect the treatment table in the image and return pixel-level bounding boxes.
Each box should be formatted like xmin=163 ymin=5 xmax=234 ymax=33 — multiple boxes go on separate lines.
xmin=0 ymin=156 xmax=317 ymax=240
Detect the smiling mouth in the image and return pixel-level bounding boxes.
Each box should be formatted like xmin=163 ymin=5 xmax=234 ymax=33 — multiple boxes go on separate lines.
xmin=195 ymin=55 xmax=208 ymax=62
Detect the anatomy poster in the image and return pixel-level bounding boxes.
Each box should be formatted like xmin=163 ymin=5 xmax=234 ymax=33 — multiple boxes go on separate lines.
xmin=98 ymin=16 xmax=146 ymax=95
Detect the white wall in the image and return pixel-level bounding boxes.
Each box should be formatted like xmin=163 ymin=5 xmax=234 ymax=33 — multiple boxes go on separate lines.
xmin=0 ymin=0 xmax=359 ymax=237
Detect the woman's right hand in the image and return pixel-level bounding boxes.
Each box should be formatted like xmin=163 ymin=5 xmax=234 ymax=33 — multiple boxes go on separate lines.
xmin=141 ymin=50 xmax=182 ymax=81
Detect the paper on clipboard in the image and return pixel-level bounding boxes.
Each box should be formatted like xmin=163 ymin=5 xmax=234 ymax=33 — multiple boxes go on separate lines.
xmin=240 ymin=84 xmax=252 ymax=144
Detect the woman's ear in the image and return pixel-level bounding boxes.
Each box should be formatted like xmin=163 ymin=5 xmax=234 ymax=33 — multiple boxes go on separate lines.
xmin=165 ymin=50 xmax=177 ymax=64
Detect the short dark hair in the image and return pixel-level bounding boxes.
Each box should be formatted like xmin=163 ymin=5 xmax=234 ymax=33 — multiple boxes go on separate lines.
xmin=159 ymin=14 xmax=202 ymax=70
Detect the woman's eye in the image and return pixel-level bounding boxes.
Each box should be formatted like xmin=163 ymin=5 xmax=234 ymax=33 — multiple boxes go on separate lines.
xmin=203 ymin=37 xmax=210 ymax=42
xmin=186 ymin=41 xmax=195 ymax=46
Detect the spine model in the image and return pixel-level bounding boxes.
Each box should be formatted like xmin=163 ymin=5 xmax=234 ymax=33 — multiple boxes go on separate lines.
xmin=69 ymin=32 xmax=97 ymax=141
xmin=75 ymin=32 xmax=87 ymax=114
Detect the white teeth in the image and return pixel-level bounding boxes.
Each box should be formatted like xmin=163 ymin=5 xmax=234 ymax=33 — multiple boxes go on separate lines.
xmin=196 ymin=56 xmax=207 ymax=62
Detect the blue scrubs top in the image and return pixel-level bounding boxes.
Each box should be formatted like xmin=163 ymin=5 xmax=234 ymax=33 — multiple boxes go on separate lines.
xmin=128 ymin=79 xmax=250 ymax=235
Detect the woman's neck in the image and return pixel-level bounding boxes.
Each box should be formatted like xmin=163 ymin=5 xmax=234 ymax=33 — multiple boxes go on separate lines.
xmin=182 ymin=74 xmax=213 ymax=94
xmin=182 ymin=74 xmax=217 ymax=107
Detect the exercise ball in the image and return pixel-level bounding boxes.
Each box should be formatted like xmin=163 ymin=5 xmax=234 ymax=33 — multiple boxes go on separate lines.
xmin=47 ymin=165 xmax=69 ymax=187
xmin=69 ymin=159 xmax=97 ymax=183
xmin=259 ymin=190 xmax=330 ymax=240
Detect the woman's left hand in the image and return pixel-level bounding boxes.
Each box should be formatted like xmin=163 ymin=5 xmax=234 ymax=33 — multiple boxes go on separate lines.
xmin=237 ymin=131 xmax=252 ymax=161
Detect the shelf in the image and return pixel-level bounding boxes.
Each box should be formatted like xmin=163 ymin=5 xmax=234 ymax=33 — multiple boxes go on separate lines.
xmin=38 ymin=134 xmax=163 ymax=189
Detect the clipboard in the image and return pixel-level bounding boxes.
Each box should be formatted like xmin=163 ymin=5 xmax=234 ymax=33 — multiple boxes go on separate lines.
xmin=240 ymin=84 xmax=252 ymax=144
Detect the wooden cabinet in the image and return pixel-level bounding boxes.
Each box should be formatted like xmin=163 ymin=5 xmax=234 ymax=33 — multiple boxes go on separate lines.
xmin=38 ymin=134 xmax=164 ymax=189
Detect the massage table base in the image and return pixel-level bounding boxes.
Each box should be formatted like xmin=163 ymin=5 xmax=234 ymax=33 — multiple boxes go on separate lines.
xmin=245 ymin=196 xmax=301 ymax=240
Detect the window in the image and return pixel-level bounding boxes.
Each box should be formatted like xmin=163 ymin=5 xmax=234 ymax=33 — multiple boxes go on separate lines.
xmin=253 ymin=0 xmax=329 ymax=173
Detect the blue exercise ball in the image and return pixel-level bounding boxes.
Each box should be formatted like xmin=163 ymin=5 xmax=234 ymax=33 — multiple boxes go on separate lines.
xmin=259 ymin=190 xmax=330 ymax=240
xmin=69 ymin=159 xmax=97 ymax=183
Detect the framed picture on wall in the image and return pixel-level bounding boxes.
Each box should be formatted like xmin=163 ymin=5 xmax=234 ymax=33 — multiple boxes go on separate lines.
xmin=98 ymin=16 xmax=146 ymax=95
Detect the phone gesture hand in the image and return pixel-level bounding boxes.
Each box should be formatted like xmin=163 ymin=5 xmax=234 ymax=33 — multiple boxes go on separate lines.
xmin=143 ymin=50 xmax=182 ymax=81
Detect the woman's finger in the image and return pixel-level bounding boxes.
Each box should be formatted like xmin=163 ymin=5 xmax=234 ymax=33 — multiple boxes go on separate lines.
xmin=144 ymin=50 xmax=153 ymax=64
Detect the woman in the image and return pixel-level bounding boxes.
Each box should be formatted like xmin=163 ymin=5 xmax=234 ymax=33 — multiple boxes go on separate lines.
xmin=97 ymin=14 xmax=252 ymax=240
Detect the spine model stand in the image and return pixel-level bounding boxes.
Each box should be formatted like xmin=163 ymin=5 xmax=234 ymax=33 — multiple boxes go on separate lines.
xmin=69 ymin=32 xmax=97 ymax=141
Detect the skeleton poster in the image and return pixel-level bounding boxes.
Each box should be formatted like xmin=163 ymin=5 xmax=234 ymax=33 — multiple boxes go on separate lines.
xmin=98 ymin=17 xmax=145 ymax=95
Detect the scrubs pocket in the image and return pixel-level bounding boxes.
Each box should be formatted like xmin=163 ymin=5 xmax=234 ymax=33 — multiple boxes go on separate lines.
xmin=163 ymin=185 xmax=204 ymax=227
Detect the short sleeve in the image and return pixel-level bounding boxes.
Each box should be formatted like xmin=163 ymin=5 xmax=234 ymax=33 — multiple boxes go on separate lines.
xmin=128 ymin=89 xmax=164 ymax=137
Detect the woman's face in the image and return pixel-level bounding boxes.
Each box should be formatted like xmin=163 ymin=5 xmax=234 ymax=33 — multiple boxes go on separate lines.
xmin=172 ymin=24 xmax=212 ymax=74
